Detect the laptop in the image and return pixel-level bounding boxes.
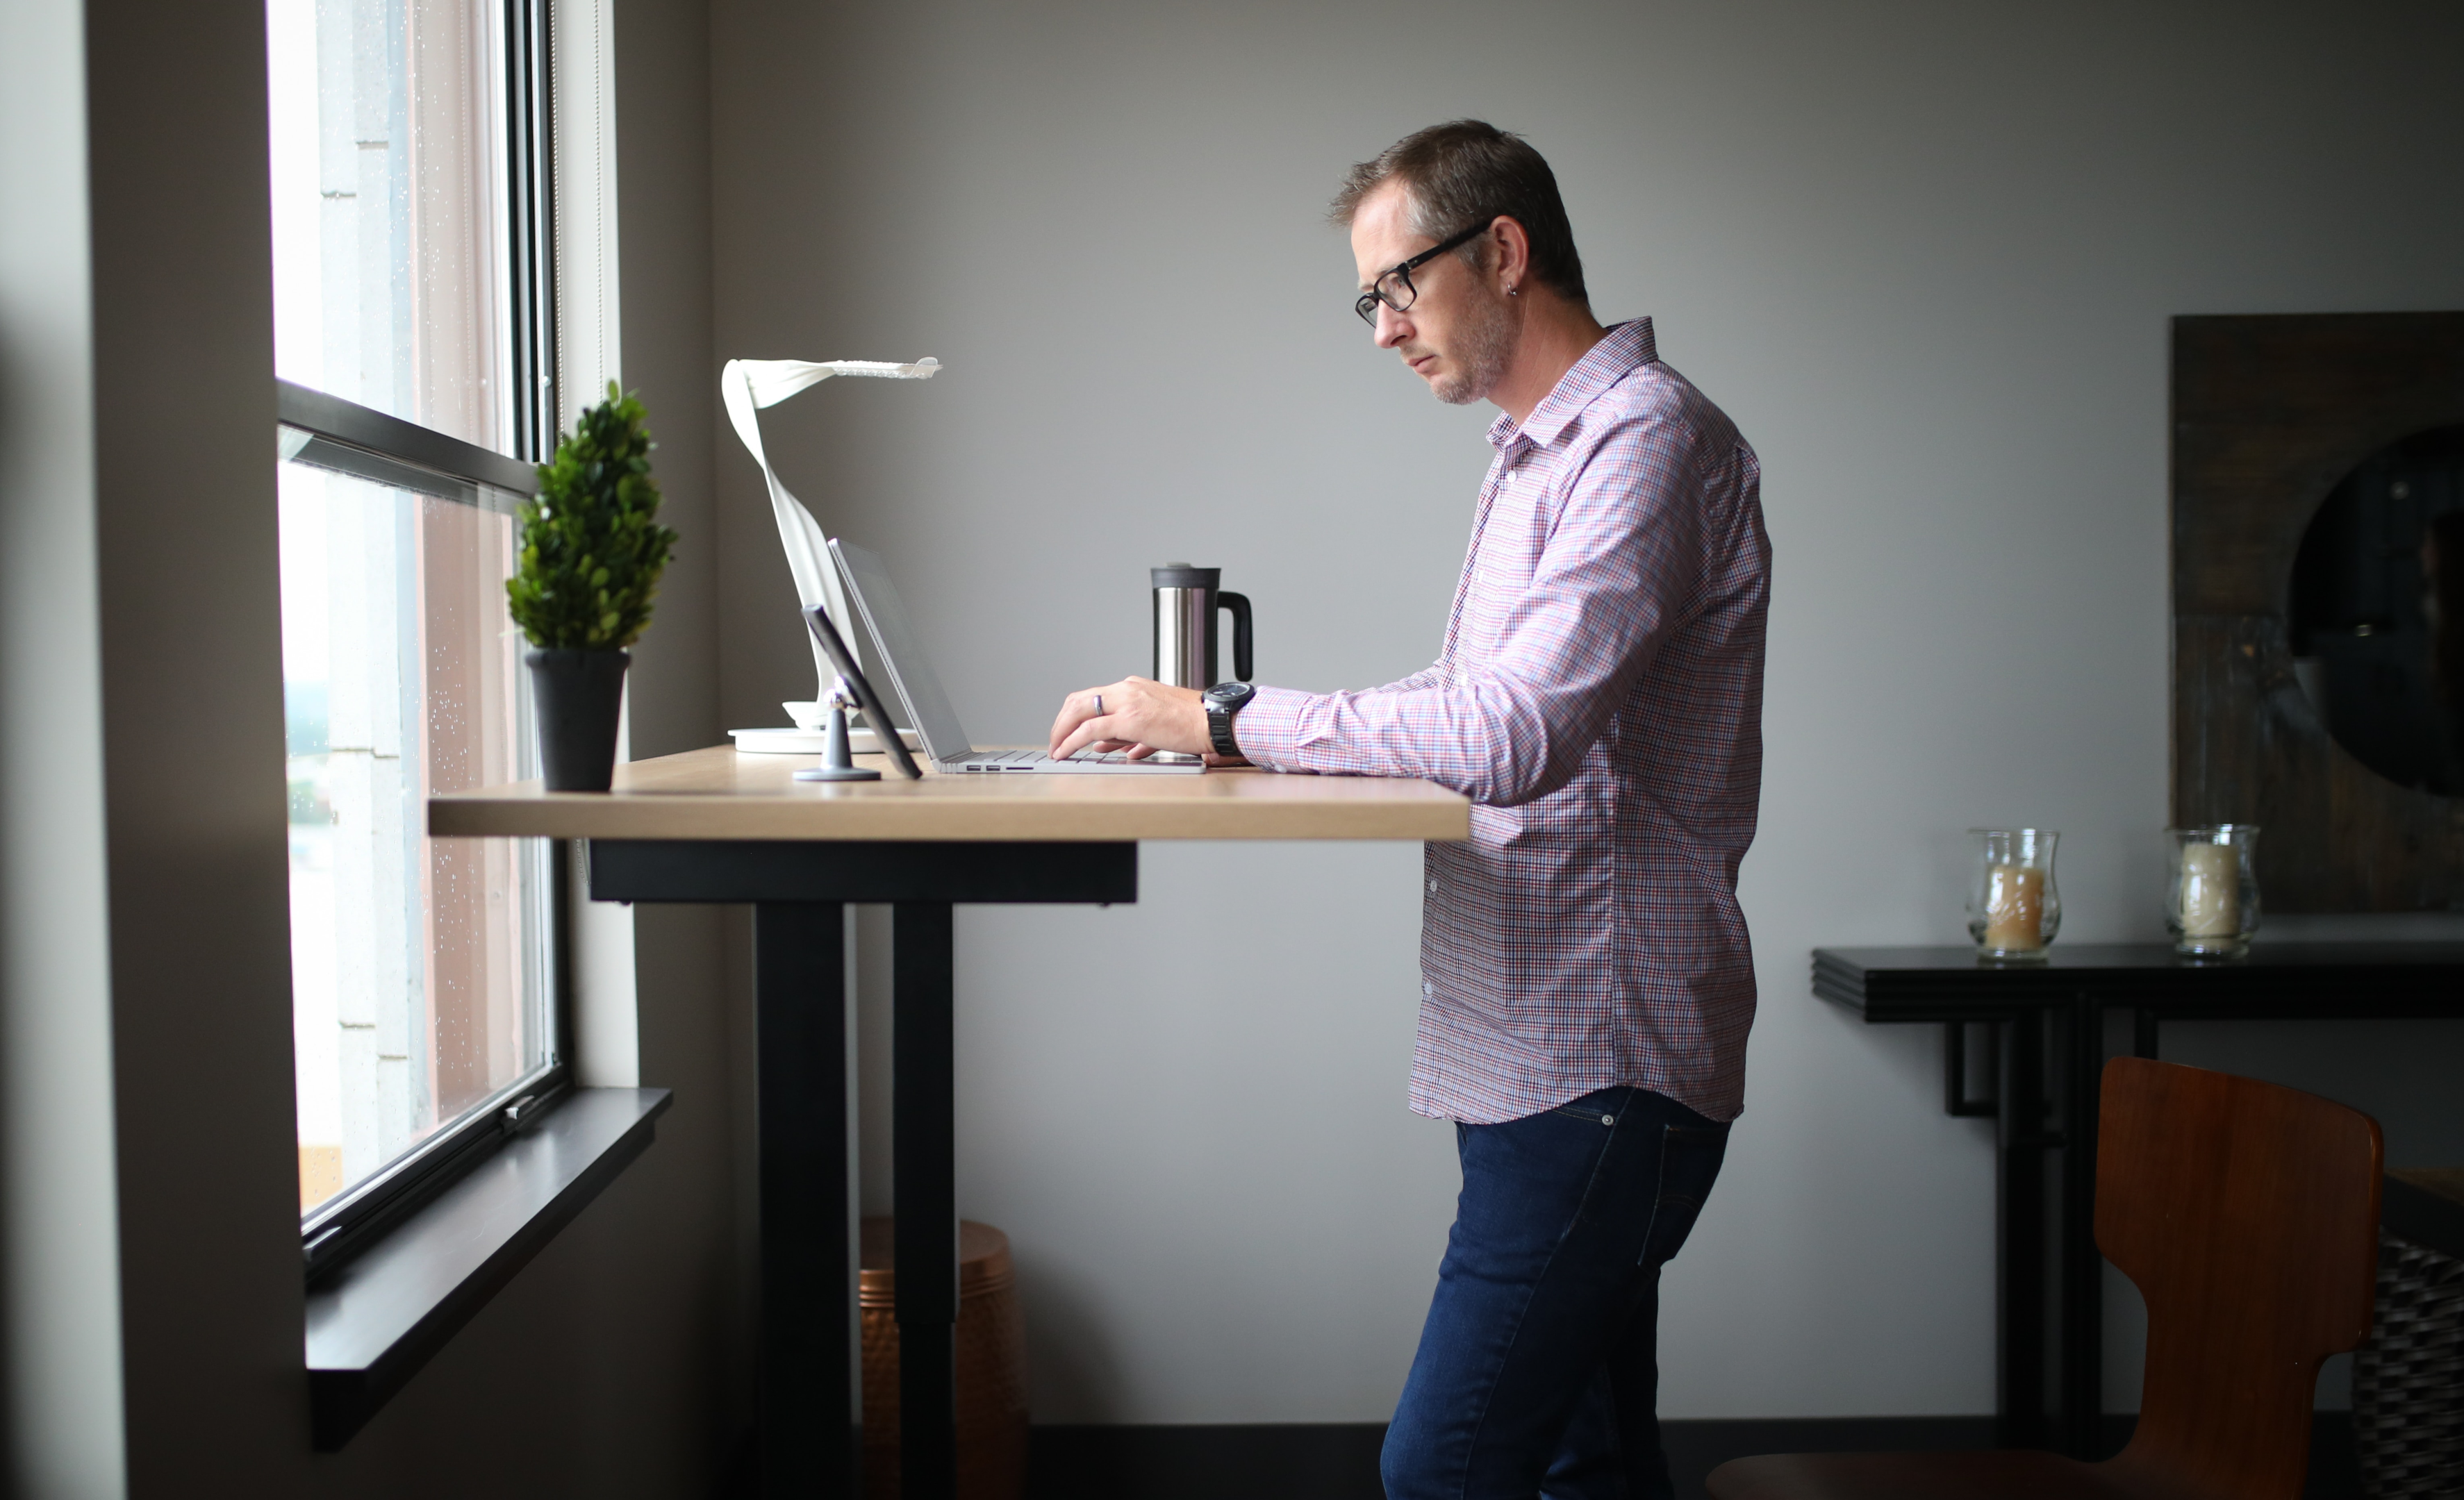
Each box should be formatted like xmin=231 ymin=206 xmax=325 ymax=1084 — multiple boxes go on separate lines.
xmin=829 ymin=538 xmax=1205 ymax=774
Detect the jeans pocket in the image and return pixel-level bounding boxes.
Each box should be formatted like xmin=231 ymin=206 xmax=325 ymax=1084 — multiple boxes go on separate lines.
xmin=1638 ymin=1123 xmax=1730 ymax=1267
xmin=1549 ymin=1086 xmax=1634 ymax=1127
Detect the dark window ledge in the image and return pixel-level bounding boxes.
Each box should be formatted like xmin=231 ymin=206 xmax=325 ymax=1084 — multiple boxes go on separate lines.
xmin=306 ymin=1086 xmax=671 ymax=1451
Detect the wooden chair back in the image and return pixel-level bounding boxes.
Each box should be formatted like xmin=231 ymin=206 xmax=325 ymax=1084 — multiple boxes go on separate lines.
xmin=2097 ymin=1056 xmax=2381 ymax=1500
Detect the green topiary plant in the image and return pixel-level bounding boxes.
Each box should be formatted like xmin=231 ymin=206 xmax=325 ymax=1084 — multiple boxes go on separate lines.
xmin=506 ymin=381 xmax=679 ymax=650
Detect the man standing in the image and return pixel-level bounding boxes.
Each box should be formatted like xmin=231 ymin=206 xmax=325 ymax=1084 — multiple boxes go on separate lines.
xmin=1048 ymin=120 xmax=1768 ymax=1499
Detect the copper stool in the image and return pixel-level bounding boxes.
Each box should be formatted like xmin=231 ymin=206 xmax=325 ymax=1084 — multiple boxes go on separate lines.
xmin=859 ymin=1217 xmax=1029 ymax=1500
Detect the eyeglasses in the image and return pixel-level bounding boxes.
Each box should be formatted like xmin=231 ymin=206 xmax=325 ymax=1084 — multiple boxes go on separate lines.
xmin=1353 ymin=218 xmax=1495 ymax=327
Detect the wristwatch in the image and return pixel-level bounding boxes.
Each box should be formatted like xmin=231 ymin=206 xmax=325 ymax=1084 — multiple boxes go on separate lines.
xmin=1202 ymin=681 xmax=1255 ymax=759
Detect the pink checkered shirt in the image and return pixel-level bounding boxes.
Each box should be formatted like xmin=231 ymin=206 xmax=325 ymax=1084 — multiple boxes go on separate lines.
xmin=1237 ymin=319 xmax=1767 ymax=1124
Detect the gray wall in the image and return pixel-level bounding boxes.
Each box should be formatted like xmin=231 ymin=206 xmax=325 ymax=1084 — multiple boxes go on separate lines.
xmin=83 ymin=0 xmax=313 ymax=1484
xmin=0 ymin=0 xmax=129 ymax=1491
xmin=709 ymin=0 xmax=2464 ymax=1424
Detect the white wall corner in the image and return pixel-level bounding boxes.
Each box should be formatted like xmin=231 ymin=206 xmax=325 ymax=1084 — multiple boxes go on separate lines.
xmin=555 ymin=0 xmax=637 ymax=1089
xmin=570 ymin=838 xmax=640 ymax=1088
xmin=554 ymin=0 xmax=619 ymax=424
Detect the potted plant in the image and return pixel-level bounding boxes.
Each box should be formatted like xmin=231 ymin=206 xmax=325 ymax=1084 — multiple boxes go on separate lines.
xmin=507 ymin=382 xmax=679 ymax=791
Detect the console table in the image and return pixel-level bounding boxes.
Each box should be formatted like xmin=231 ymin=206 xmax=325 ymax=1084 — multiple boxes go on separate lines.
xmin=434 ymin=747 xmax=1469 ymax=1499
xmin=1814 ymin=944 xmax=2464 ymax=1458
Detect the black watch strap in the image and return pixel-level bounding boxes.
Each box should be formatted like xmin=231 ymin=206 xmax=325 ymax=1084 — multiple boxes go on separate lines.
xmin=1205 ymin=702 xmax=1241 ymax=758
xmin=1205 ymin=683 xmax=1252 ymax=758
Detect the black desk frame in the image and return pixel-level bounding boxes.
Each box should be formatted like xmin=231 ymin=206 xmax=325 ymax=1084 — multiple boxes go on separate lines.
xmin=592 ymin=839 xmax=1139 ymax=1500
xmin=1814 ymin=943 xmax=2464 ymax=1458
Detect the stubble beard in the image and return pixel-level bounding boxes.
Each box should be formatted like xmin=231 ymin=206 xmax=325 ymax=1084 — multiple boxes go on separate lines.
xmin=1428 ymin=289 xmax=1517 ymax=406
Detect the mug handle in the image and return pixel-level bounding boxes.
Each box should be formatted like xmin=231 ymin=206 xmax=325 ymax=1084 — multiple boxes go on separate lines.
xmin=1218 ymin=592 xmax=1252 ymax=682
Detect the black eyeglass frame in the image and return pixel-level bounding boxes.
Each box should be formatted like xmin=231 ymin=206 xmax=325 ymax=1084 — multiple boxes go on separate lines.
xmin=1353 ymin=217 xmax=1498 ymax=328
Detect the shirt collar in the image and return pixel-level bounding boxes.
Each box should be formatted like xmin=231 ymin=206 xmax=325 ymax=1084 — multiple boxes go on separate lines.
xmin=1485 ymin=317 xmax=1658 ymax=453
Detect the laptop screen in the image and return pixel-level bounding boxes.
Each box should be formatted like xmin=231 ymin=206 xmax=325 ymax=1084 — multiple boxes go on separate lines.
xmin=828 ymin=538 xmax=975 ymax=760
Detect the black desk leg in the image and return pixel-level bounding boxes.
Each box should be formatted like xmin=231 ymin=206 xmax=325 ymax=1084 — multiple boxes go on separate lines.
xmin=894 ymin=901 xmax=959 ymax=1500
xmin=2056 ymin=998 xmax=2103 ymax=1458
xmin=754 ymin=902 xmax=853 ymax=1499
xmin=1996 ymin=1012 xmax=2049 ymax=1449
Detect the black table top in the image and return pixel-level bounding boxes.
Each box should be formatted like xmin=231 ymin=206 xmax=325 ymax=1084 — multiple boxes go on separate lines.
xmin=1814 ymin=943 xmax=2464 ymax=1022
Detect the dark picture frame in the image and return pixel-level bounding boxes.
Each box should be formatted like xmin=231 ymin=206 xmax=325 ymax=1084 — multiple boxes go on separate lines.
xmin=2172 ymin=311 xmax=2464 ymax=911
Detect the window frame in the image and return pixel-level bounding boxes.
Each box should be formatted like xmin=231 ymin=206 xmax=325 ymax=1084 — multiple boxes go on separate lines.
xmin=280 ymin=378 xmax=576 ymax=1281
xmin=505 ymin=0 xmax=558 ymax=463
xmin=272 ymin=0 xmax=565 ymax=1281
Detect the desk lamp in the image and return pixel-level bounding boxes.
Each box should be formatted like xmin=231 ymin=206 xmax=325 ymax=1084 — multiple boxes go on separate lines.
xmin=721 ymin=356 xmax=939 ymax=761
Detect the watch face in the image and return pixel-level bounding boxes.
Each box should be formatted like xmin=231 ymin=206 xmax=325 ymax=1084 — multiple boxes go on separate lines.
xmin=1209 ymin=682 xmax=1253 ymax=707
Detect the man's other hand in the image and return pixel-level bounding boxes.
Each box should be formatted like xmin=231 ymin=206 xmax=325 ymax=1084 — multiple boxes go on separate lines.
xmin=1048 ymin=677 xmax=1218 ymax=761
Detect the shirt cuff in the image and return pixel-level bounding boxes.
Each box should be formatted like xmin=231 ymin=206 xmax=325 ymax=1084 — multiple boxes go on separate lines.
xmin=1228 ymin=685 xmax=1314 ymax=772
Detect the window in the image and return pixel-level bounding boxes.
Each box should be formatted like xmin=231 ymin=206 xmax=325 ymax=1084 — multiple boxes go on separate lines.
xmin=279 ymin=434 xmax=556 ymax=1219
xmin=267 ymin=0 xmax=554 ymax=458
xmin=267 ymin=0 xmax=561 ymax=1258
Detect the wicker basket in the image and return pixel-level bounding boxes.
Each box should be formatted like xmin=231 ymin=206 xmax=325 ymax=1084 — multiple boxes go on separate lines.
xmin=2354 ymin=1228 xmax=2464 ymax=1497
xmin=859 ymin=1217 xmax=1029 ymax=1500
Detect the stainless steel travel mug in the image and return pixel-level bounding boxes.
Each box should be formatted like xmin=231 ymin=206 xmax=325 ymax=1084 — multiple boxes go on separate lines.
xmin=1152 ymin=564 xmax=1252 ymax=690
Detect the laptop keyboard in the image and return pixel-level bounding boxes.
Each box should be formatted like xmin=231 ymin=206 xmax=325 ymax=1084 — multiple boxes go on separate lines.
xmin=952 ymin=749 xmax=1134 ymax=770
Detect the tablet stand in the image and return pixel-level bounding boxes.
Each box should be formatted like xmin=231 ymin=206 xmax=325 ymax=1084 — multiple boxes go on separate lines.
xmin=794 ymin=682 xmax=881 ymax=782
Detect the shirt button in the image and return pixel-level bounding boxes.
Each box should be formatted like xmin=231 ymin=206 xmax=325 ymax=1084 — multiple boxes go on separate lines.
xmin=1427 ymin=878 xmax=1438 ymax=893
xmin=1421 ymin=981 xmax=1434 ymax=997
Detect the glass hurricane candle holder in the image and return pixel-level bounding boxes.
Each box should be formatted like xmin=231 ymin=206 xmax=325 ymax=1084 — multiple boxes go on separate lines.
xmin=1967 ymin=828 xmax=2061 ymax=962
xmin=2167 ymin=824 xmax=2260 ymax=959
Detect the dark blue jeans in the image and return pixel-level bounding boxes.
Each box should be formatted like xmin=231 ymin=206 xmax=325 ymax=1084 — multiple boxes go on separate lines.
xmin=1381 ymin=1086 xmax=1731 ymax=1500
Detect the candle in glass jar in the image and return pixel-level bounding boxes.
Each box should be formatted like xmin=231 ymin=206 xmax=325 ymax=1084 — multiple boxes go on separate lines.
xmin=1984 ymin=863 xmax=2045 ymax=951
xmin=2181 ymin=842 xmax=2240 ymax=937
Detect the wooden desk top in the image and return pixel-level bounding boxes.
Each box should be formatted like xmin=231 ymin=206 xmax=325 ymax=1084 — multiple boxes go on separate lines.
xmin=429 ymin=746 xmax=1471 ymax=843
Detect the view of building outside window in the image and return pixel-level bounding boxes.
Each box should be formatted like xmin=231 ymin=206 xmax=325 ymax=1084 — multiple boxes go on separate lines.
xmin=268 ymin=0 xmax=513 ymax=452
xmin=270 ymin=0 xmax=555 ymax=1215
xmin=280 ymin=460 xmax=552 ymax=1212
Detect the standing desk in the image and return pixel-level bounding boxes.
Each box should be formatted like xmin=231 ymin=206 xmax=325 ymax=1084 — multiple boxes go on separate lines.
xmin=433 ymin=745 xmax=1470 ymax=1499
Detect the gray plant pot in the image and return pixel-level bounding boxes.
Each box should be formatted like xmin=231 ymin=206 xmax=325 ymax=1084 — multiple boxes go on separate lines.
xmin=526 ymin=649 xmax=629 ymax=792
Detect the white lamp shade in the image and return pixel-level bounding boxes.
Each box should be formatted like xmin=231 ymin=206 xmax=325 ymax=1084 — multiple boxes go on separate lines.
xmin=720 ymin=356 xmax=939 ymax=701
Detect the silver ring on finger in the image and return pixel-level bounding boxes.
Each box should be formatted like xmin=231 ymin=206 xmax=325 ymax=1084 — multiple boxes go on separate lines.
xmin=1094 ymin=694 xmax=1103 ymax=715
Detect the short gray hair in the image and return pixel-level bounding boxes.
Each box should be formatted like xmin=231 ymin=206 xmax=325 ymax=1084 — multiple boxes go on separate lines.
xmin=1330 ymin=120 xmax=1588 ymax=303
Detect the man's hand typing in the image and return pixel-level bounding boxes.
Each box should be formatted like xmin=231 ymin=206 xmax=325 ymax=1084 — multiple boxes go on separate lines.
xmin=1048 ymin=676 xmax=1223 ymax=762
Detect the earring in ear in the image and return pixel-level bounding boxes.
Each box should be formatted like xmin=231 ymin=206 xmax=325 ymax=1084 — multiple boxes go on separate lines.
xmin=1507 ymin=284 xmax=1519 ymax=297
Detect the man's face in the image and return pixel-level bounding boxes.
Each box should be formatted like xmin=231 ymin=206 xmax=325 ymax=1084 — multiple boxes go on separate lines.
xmin=1350 ymin=182 xmax=1514 ymax=407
